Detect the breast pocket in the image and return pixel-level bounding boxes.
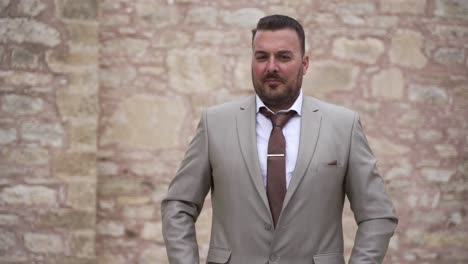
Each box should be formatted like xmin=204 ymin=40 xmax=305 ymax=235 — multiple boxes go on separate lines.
xmin=313 ymin=253 xmax=344 ymax=264
xmin=206 ymin=247 xmax=231 ymax=264
xmin=317 ymin=161 xmax=345 ymax=177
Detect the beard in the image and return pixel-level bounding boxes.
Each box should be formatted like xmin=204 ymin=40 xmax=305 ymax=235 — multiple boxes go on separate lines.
xmin=252 ymin=68 xmax=304 ymax=111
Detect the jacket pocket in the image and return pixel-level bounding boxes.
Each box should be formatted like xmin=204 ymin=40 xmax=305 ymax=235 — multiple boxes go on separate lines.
xmin=206 ymin=247 xmax=231 ymax=263
xmin=313 ymin=253 xmax=344 ymax=264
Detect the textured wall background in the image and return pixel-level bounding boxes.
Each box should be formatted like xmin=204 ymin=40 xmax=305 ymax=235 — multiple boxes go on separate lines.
xmin=0 ymin=0 xmax=467 ymax=263
xmin=0 ymin=0 xmax=98 ymax=263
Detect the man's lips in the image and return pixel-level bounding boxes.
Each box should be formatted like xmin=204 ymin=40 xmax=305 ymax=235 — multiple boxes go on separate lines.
xmin=264 ymin=78 xmax=283 ymax=83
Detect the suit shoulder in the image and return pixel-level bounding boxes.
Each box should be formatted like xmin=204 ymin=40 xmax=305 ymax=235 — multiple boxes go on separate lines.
xmin=205 ymin=96 xmax=254 ymax=117
xmin=306 ymin=96 xmax=357 ymax=120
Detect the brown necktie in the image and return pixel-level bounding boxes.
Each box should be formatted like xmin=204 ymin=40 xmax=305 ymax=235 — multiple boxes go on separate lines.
xmin=260 ymin=107 xmax=296 ymax=227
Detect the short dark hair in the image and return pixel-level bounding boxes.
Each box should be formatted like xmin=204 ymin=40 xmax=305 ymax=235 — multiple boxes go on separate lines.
xmin=252 ymin=14 xmax=306 ymax=55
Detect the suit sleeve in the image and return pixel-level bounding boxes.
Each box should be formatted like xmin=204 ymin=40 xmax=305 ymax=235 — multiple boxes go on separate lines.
xmin=161 ymin=110 xmax=212 ymax=264
xmin=346 ymin=113 xmax=398 ymax=264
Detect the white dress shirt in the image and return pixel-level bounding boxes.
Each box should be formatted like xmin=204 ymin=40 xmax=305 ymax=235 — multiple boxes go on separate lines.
xmin=255 ymin=90 xmax=303 ymax=189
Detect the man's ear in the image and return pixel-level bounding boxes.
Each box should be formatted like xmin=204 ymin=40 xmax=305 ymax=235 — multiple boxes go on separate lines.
xmin=302 ymin=55 xmax=309 ymax=74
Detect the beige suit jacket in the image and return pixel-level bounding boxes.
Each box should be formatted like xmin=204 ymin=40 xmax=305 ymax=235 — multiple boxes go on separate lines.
xmin=162 ymin=96 xmax=398 ymax=264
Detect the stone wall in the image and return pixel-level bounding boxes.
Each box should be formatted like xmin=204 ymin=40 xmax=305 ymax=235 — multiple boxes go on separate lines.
xmin=0 ymin=0 xmax=467 ymax=263
xmin=0 ymin=0 xmax=99 ymax=263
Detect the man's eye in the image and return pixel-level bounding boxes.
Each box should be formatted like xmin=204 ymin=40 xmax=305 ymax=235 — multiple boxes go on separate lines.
xmin=279 ymin=55 xmax=291 ymax=61
xmin=256 ymin=56 xmax=267 ymax=61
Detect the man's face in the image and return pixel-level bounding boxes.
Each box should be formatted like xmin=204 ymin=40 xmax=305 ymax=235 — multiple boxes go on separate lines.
xmin=252 ymin=28 xmax=309 ymax=112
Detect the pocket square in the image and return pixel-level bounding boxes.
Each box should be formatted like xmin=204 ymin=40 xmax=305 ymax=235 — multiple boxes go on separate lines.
xmin=327 ymin=160 xmax=338 ymax=166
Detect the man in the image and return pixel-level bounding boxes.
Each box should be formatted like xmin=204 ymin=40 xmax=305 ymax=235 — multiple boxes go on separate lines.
xmin=162 ymin=15 xmax=398 ymax=264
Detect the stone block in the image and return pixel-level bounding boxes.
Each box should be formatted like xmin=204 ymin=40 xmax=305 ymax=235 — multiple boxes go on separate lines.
xmin=129 ymin=162 xmax=166 ymax=177
xmin=141 ymin=222 xmax=163 ymax=242
xmin=122 ymin=205 xmax=155 ymax=220
xmin=222 ymin=8 xmax=265 ymax=28
xmin=0 ymin=214 xmax=19 ymax=225
xmin=56 ymin=89 xmax=98 ymax=120
xmin=53 ymin=151 xmax=96 ymax=177
xmin=98 ymin=177 xmax=147 ymax=196
xmin=421 ymin=168 xmax=454 ymax=182
xmin=11 ymin=46 xmax=39 ymax=69
xmin=332 ymin=37 xmax=384 ymax=64
xmin=98 ymin=161 xmax=118 ymax=176
xmin=24 ymin=233 xmax=66 ymax=253
xmin=35 ymin=209 xmax=95 ymax=229
xmin=365 ymin=16 xmax=399 ymax=28
xmin=195 ymin=207 xmax=212 ymax=246
xmin=168 ymin=49 xmax=223 ymax=94
xmin=43 ymin=257 xmax=97 ymax=264
xmin=67 ymin=70 xmax=98 ymax=94
xmin=101 ymin=38 xmax=149 ymax=61
xmin=139 ymin=66 xmax=164 ymax=76
xmin=195 ymin=30 xmax=247 ymax=47
xmin=0 ymin=229 xmax=16 ymax=250
xmin=303 ymin=60 xmax=359 ymax=94
xmin=340 ymin=15 xmax=365 ymax=25
xmin=97 ymin=220 xmax=124 ymax=236
xmin=58 ymin=0 xmax=97 ymax=20
xmin=100 ymin=65 xmax=137 ymax=88
xmin=69 ymin=231 xmax=95 ymax=257
xmin=117 ymin=195 xmax=151 ymax=206
xmin=380 ymin=0 xmax=426 ymax=14
xmin=1 ymin=94 xmax=44 ymax=115
xmin=422 ymin=232 xmax=468 ymax=247
xmin=0 ymin=127 xmax=16 ymax=144
xmin=17 ymin=0 xmax=46 ymax=16
xmin=0 ymin=165 xmax=49 ymax=179
xmin=435 ymin=0 xmax=468 ymax=20
xmin=101 ymin=14 xmax=130 ymax=27
xmin=134 ymin=2 xmax=181 ymax=28
xmin=68 ymin=122 xmax=97 ymax=151
xmin=152 ymin=183 xmax=169 ymax=203
xmin=20 ymin=120 xmax=64 ymax=147
xmin=417 ymin=129 xmax=443 ymax=142
xmin=389 ymin=30 xmax=427 ymax=69
xmin=408 ymin=84 xmax=448 ymax=104
xmin=322 ymin=2 xmax=376 ymax=15
xmin=65 ymin=22 xmax=98 ymax=46
xmin=98 ymin=253 xmax=127 ymax=264
xmin=367 ymin=137 xmax=410 ymax=159
xmin=0 ymin=184 xmax=57 ymax=206
xmin=0 ymin=146 xmax=48 ymax=165
xmin=0 ymin=18 xmax=60 ymax=47
xmin=371 ymin=67 xmax=405 ymax=99
xmin=434 ymin=144 xmax=458 ymax=158
xmin=433 ymin=47 xmax=465 ymax=65
xmin=46 ymin=47 xmax=98 ymax=73
xmin=0 ymin=70 xmax=53 ymax=86
xmin=233 ymin=51 xmax=255 ymax=91
xmin=100 ymin=94 xmax=186 ymax=149
xmin=154 ymin=31 xmax=190 ymax=48
xmin=65 ymin=180 xmax=96 ymax=211
xmin=139 ymin=245 xmax=169 ymax=264
xmin=185 ymin=7 xmax=218 ymax=27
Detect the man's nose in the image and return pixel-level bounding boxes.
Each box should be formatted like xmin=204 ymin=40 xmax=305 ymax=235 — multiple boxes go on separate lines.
xmin=266 ymin=57 xmax=279 ymax=72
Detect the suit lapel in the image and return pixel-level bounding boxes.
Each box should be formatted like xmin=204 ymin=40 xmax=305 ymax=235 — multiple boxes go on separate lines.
xmin=282 ymin=96 xmax=322 ymax=210
xmin=236 ymin=96 xmax=271 ymax=213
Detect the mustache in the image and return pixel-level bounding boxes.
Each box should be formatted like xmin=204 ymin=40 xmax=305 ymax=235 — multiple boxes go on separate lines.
xmin=262 ymin=72 xmax=285 ymax=82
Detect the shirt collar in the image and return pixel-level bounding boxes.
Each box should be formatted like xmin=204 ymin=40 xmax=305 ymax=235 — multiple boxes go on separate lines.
xmin=255 ymin=90 xmax=303 ymax=116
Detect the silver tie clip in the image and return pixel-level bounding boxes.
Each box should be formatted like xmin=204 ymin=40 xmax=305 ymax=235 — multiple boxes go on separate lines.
xmin=267 ymin=154 xmax=285 ymax=157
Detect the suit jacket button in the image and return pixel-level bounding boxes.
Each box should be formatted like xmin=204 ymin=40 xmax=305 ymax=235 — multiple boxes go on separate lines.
xmin=264 ymin=223 xmax=272 ymax=231
xmin=269 ymin=254 xmax=278 ymax=262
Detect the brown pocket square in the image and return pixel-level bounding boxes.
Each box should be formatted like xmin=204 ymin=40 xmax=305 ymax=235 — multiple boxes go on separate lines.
xmin=327 ymin=160 xmax=338 ymax=166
